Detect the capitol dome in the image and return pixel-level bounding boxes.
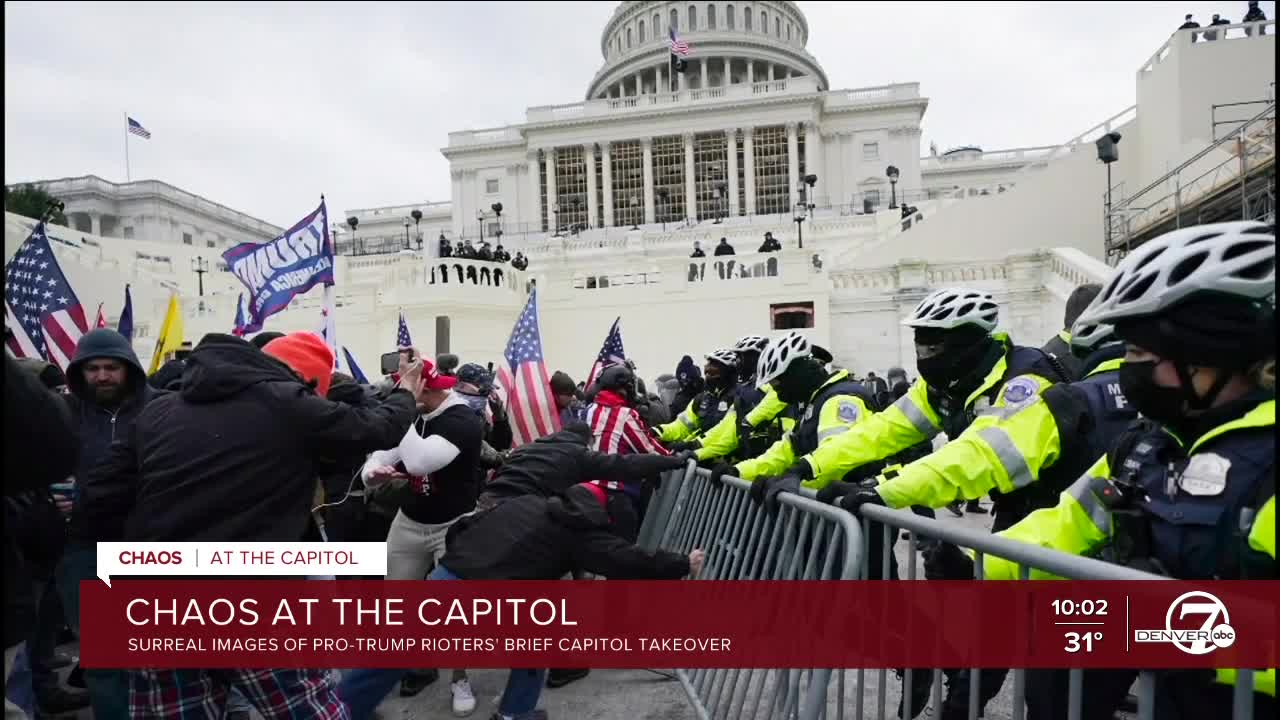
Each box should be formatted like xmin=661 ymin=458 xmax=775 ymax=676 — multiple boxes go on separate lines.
xmin=588 ymin=1 xmax=829 ymax=100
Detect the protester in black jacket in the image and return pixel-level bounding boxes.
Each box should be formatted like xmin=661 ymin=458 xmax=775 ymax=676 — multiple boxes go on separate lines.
xmin=314 ymin=373 xmax=389 ymax=546
xmin=82 ymin=333 xmax=418 ymax=544
xmin=479 ymin=424 xmax=688 ymax=508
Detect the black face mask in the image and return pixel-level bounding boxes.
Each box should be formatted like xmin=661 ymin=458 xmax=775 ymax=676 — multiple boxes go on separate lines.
xmin=916 ymin=339 xmax=994 ymax=394
xmin=1119 ymin=361 xmax=1185 ymax=426
xmin=774 ymin=359 xmax=828 ymax=404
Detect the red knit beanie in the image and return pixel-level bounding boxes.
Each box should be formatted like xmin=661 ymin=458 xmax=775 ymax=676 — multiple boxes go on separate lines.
xmin=263 ymin=332 xmax=334 ymax=397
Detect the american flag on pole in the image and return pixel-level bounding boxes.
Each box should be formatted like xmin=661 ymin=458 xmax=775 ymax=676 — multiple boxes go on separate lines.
xmin=4 ymin=223 xmax=89 ymax=370
xmin=127 ymin=116 xmax=151 ymax=139
xmin=318 ymin=287 xmax=338 ymax=370
xmin=669 ymin=27 xmax=690 ymax=56
xmin=496 ymin=289 xmax=561 ymax=447
xmin=584 ymin=316 xmax=625 ymax=391
xmin=396 ymin=311 xmax=413 ymax=349
xmin=95 ymin=303 xmax=108 ymax=329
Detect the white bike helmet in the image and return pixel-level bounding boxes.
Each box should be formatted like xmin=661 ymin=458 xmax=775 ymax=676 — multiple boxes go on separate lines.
xmin=902 ymin=288 xmax=999 ymax=332
xmin=733 ymin=335 xmax=770 ymax=353
xmin=1076 ymin=221 xmax=1275 ymax=328
xmin=756 ymin=332 xmax=811 ymax=387
xmin=705 ymin=348 xmax=739 ymax=369
xmin=1069 ymin=321 xmax=1118 ymax=354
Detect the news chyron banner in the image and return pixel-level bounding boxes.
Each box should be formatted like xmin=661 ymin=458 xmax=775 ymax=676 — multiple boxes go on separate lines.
xmin=81 ymin=547 xmax=1276 ymax=670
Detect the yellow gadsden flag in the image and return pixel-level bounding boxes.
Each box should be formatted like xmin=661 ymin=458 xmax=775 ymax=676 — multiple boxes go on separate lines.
xmin=148 ymin=294 xmax=184 ymax=374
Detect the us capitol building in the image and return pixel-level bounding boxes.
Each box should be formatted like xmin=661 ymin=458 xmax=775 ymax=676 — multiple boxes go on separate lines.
xmin=6 ymin=1 xmax=1275 ymax=382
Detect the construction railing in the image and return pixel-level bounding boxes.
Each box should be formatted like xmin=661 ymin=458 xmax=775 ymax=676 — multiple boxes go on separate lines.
xmin=636 ymin=462 xmax=1265 ymax=720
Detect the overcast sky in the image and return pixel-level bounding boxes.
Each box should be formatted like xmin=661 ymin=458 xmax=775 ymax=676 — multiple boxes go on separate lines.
xmin=5 ymin=1 xmax=1273 ymax=228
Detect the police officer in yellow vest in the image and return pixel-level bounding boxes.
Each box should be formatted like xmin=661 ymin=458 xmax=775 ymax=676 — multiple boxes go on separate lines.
xmin=805 ymin=288 xmax=1072 ymax=526
xmin=688 ymin=335 xmax=792 ymax=463
xmin=970 ymin=221 xmax=1275 ymax=719
xmin=658 ymin=349 xmax=738 ymax=447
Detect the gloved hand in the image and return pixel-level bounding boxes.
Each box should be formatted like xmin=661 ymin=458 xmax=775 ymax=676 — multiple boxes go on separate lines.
xmin=815 ymin=481 xmax=860 ymax=506
xmin=667 ymin=440 xmax=700 ymax=453
xmin=836 ymin=485 xmax=887 ymax=517
xmin=673 ymin=449 xmax=699 ymax=465
xmin=749 ymin=472 xmax=802 ymax=510
xmin=922 ymin=542 xmax=975 ymax=580
xmin=707 ymin=462 xmax=738 ymax=488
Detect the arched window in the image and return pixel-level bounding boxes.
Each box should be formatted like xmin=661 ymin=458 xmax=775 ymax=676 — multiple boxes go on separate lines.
xmin=670 ymin=8 xmax=679 ymax=31
xmin=639 ymin=19 xmax=646 ymax=43
xmin=707 ymin=4 xmax=716 ymax=29
xmin=775 ymin=16 xmax=781 ymax=37
xmin=626 ymin=27 xmax=632 ymax=48
xmin=617 ymin=36 xmax=622 ymax=54
xmin=760 ymin=11 xmax=767 ymax=33
xmin=727 ymin=4 xmax=735 ymax=29
xmin=786 ymin=22 xmax=791 ymax=41
xmin=688 ymin=5 xmax=697 ymax=30
xmin=744 ymin=6 xmax=752 ymax=31
xmin=654 ymin=13 xmax=661 ymax=37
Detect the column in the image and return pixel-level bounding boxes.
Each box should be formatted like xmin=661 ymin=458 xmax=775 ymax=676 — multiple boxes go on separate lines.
xmin=89 ymin=212 xmax=102 ymax=236
xmin=683 ymin=132 xmax=697 ymax=223
xmin=525 ymin=152 xmax=540 ymax=229
xmin=700 ymin=59 xmax=708 ymax=89
xmin=746 ymin=60 xmax=754 ymax=85
xmin=545 ymin=148 xmax=558 ymax=231
xmin=679 ymin=64 xmax=687 ymax=91
xmin=768 ymin=64 xmax=775 ymax=82
xmin=634 ymin=71 xmax=642 ymax=95
xmin=743 ymin=127 xmax=757 ymax=215
xmin=726 ymin=128 xmax=740 ymax=216
xmin=584 ymin=143 xmax=598 ymax=228
xmin=602 ymin=142 xmax=615 ymax=227
xmin=786 ymin=122 xmax=800 ymax=210
xmin=658 ymin=64 xmax=667 ymax=93
xmin=724 ymin=57 xmax=732 ymax=86
xmin=642 ymin=138 xmax=655 ymax=224
xmin=805 ymin=123 xmax=823 ymax=203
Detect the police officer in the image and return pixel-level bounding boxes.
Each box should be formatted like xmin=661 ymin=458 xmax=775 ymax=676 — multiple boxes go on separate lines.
xmin=694 ymin=335 xmax=793 ymax=463
xmin=978 ymin=221 xmax=1275 ymax=719
xmin=659 ymin=349 xmax=738 ymax=448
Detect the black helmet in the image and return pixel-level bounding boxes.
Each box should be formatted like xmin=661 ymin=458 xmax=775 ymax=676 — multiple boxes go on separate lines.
xmin=596 ymin=363 xmax=636 ymax=393
xmin=456 ymin=362 xmax=492 ymax=392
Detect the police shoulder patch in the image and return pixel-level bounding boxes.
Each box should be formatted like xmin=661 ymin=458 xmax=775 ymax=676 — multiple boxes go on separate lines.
xmin=1001 ymin=376 xmax=1041 ymax=409
xmin=1178 ymin=452 xmax=1231 ymax=497
xmin=837 ymin=400 xmax=860 ymax=423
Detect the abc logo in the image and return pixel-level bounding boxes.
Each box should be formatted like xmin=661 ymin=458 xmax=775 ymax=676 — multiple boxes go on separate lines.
xmin=1212 ymin=625 xmax=1236 ymax=649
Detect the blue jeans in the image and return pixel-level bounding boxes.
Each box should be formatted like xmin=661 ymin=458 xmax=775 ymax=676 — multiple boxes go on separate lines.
xmin=55 ymin=545 xmax=129 ymax=720
xmin=338 ymin=565 xmax=545 ymax=719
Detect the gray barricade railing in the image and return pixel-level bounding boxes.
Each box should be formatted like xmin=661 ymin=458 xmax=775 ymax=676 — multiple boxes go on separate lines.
xmin=637 ymin=462 xmax=865 ymax=720
xmin=851 ymin=504 xmax=1260 ymax=720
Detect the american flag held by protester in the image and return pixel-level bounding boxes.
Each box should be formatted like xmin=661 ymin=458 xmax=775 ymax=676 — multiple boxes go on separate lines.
xmin=585 ymin=316 xmax=626 ymax=391
xmin=397 ymin=311 xmax=413 ymax=349
xmin=4 ymin=222 xmax=89 ymax=370
xmin=495 ymin=288 xmax=561 ymax=447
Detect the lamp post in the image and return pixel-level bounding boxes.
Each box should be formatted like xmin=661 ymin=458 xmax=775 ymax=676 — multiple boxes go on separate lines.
xmin=885 ymin=165 xmax=900 ymax=209
xmin=346 ymin=216 xmax=359 ymax=254
xmin=551 ymin=203 xmax=560 ymax=236
xmin=403 ymin=219 xmax=411 ymax=249
xmin=491 ymin=202 xmax=504 ymax=244
xmin=411 ymin=208 xmax=423 ymax=248
xmin=191 ymin=256 xmax=209 ymax=297
xmin=657 ymin=189 xmax=669 ymax=231
xmin=629 ymin=195 xmax=640 ymax=230
xmin=793 ymin=203 xmax=808 ymax=250
xmin=1095 ymin=132 xmax=1122 ymax=252
xmin=477 ymin=209 xmax=487 ymax=245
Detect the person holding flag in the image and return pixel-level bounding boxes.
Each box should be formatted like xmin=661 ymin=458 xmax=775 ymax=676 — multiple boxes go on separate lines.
xmin=397 ymin=311 xmax=413 ymax=350
xmin=584 ymin=317 xmax=625 ymax=391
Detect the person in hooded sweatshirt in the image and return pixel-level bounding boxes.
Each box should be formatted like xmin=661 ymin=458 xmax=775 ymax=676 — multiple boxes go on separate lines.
xmin=670 ymin=355 xmax=704 ymax=416
xmin=81 ymin=332 xmax=418 ymax=720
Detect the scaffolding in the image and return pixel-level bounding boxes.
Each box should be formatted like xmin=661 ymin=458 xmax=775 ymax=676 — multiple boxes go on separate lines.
xmin=653 ymin=135 xmax=687 ymax=224
xmin=554 ymin=146 xmax=589 ymax=232
xmin=753 ymin=125 xmax=789 ymax=215
xmin=694 ymin=132 xmax=729 ymax=221
xmin=610 ymin=140 xmax=643 ymax=228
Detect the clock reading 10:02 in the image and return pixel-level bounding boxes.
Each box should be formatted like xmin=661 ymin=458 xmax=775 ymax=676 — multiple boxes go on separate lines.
xmin=1051 ymin=599 xmax=1109 ymax=616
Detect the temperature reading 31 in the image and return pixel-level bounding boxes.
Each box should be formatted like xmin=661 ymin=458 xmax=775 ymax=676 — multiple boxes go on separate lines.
xmin=1064 ymin=631 xmax=1103 ymax=653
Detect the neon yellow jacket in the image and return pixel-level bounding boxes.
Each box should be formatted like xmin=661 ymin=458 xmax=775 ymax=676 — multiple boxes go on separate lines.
xmin=694 ymin=385 xmax=790 ymax=461
xmin=985 ymin=401 xmax=1276 ymax=696
xmin=802 ymin=336 xmax=1058 ymax=492
xmin=657 ymin=398 xmax=700 ymax=443
xmin=735 ymin=370 xmax=875 ymax=482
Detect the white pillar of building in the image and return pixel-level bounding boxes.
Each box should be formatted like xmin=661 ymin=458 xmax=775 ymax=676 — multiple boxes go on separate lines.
xmin=746 ymin=60 xmax=754 ymax=85
xmin=726 ymin=128 xmax=740 ymax=216
xmin=786 ymin=122 xmax=800 ymax=210
xmin=805 ymin=123 xmax=823 ymax=204
xmin=768 ymin=64 xmax=775 ymax=82
xmin=602 ymin=142 xmax=615 ymax=227
xmin=657 ymin=64 xmax=666 ymax=93
xmin=743 ymin=127 xmax=757 ymax=215
xmin=723 ymin=57 xmax=731 ymax=85
xmin=524 ymin=149 xmax=540 ymax=228
xmin=683 ymin=132 xmax=697 ymax=222
xmin=700 ymin=59 xmax=708 ymax=89
xmin=679 ymin=64 xmax=687 ymax=91
xmin=545 ymin=148 xmax=558 ymax=231
xmin=584 ymin=143 xmax=599 ymax=227
xmin=641 ymin=138 xmax=656 ymax=224
xmin=89 ymin=212 xmax=102 ymax=237
xmin=634 ymin=71 xmax=643 ymax=95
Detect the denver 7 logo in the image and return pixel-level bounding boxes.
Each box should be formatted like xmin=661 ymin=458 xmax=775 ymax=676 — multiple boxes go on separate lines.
xmin=1134 ymin=590 xmax=1236 ymax=655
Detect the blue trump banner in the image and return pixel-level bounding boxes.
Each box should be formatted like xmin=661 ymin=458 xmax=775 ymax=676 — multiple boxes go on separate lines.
xmin=223 ymin=200 xmax=333 ymax=331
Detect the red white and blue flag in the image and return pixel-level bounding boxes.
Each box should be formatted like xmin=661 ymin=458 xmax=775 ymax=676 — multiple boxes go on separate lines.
xmin=496 ymin=289 xmax=561 ymax=447
xmin=127 ymin=116 xmax=151 ymax=139
xmin=232 ymin=293 xmax=248 ymax=336
xmin=585 ymin=316 xmax=626 ymax=391
xmin=4 ymin=223 xmax=89 ymax=370
xmin=396 ymin=311 xmax=413 ymax=349
xmin=669 ymin=27 xmax=690 ymax=56
xmin=95 ymin=303 xmax=108 ymax=329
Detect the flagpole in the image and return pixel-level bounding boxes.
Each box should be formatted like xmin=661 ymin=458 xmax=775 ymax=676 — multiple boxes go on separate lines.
xmin=123 ymin=111 xmax=131 ymax=182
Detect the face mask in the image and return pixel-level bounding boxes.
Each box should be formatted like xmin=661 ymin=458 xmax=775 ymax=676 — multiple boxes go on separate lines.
xmin=916 ymin=340 xmax=991 ymax=392
xmin=1119 ymin=361 xmax=1185 ymax=426
xmin=774 ymin=359 xmax=826 ymax=404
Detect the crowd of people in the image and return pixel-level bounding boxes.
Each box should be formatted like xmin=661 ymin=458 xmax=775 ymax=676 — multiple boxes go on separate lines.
xmin=439 ymin=236 xmax=529 ymax=271
xmin=3 ymin=220 xmax=1274 ymax=720
xmin=1178 ymin=2 xmax=1268 ymax=38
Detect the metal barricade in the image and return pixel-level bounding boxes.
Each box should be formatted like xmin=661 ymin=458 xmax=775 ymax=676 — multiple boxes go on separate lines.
xmin=638 ymin=463 xmax=864 ymax=720
xmin=848 ymin=504 xmax=1260 ymax=720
